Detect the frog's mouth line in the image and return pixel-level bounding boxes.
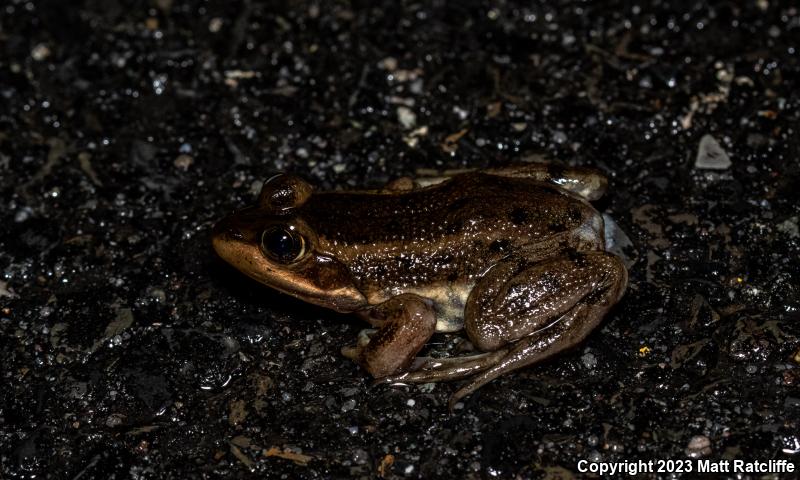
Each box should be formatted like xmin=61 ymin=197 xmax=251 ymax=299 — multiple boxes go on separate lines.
xmin=263 ymin=280 xmax=366 ymax=313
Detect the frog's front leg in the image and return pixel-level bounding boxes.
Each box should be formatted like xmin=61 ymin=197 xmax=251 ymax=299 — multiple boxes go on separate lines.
xmin=341 ymin=294 xmax=436 ymax=378
xmin=381 ymin=251 xmax=626 ymax=407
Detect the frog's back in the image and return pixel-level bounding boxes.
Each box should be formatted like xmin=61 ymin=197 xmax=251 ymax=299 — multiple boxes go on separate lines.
xmin=298 ymin=172 xmax=603 ymax=295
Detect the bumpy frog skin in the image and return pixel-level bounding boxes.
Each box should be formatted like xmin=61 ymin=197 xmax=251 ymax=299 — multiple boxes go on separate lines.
xmin=213 ymin=164 xmax=627 ymax=407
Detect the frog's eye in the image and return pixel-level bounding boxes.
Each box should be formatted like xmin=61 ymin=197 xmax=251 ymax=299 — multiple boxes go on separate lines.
xmin=260 ymin=226 xmax=307 ymax=264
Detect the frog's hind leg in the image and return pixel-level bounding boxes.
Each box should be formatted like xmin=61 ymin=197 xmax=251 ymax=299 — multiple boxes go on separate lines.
xmin=382 ymin=172 xmax=468 ymax=191
xmin=484 ymin=163 xmax=608 ymax=201
xmin=449 ymin=251 xmax=627 ymax=407
xmin=450 ymin=303 xmax=593 ymax=408
xmin=383 ymin=163 xmax=608 ymax=200
xmin=377 ymin=251 xmax=626 ymax=406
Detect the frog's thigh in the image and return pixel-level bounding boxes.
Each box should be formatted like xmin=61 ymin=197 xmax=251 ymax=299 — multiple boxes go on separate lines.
xmin=465 ymin=251 xmax=627 ymax=352
xmin=452 ymin=252 xmax=626 ymax=405
xmin=341 ymin=294 xmax=436 ymax=378
xmin=484 ymin=164 xmax=608 ymax=201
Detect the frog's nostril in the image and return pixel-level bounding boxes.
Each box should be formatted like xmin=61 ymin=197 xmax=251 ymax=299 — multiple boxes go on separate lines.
xmin=226 ymin=226 xmax=244 ymax=240
xmin=213 ymin=218 xmax=243 ymax=241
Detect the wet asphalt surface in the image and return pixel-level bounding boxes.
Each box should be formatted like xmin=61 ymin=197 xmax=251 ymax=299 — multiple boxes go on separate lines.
xmin=1 ymin=1 xmax=799 ymax=479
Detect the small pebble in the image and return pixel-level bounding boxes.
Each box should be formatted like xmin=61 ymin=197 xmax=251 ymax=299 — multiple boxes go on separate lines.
xmin=695 ymin=134 xmax=731 ymax=170
xmin=452 ymin=106 xmax=468 ymax=120
xmin=397 ymin=106 xmax=417 ymax=129
xmin=776 ymin=217 xmax=799 ymax=238
xmin=15 ymin=207 xmax=33 ymax=223
xmin=581 ymin=352 xmax=597 ymax=369
xmin=685 ymin=435 xmax=712 ymax=458
xmin=208 ymin=17 xmax=223 ymax=33
xmin=341 ymin=399 xmax=356 ymax=412
xmin=173 ymin=154 xmax=193 ymax=171
xmin=378 ymin=57 xmax=397 ymax=71
xmin=106 ymin=414 xmax=125 ymax=427
xmin=31 ymin=43 xmax=51 ymax=61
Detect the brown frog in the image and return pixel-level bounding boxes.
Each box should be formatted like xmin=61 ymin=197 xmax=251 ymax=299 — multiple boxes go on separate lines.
xmin=212 ymin=164 xmax=627 ymax=407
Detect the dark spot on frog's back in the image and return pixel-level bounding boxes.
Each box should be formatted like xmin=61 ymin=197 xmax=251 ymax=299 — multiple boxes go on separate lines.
xmin=438 ymin=253 xmax=454 ymax=264
xmin=394 ymin=255 xmax=415 ymax=270
xmin=510 ymin=207 xmax=529 ymax=226
xmin=447 ymin=270 xmax=460 ymax=282
xmin=448 ymin=197 xmax=471 ymax=212
xmin=548 ymin=221 xmax=567 ymax=233
xmin=370 ymin=263 xmax=388 ymax=276
xmin=566 ymin=249 xmax=589 ymax=268
xmin=383 ymin=218 xmax=402 ymax=234
xmin=537 ymin=271 xmax=561 ymax=291
xmin=583 ymin=283 xmax=611 ymax=305
xmin=568 ymin=206 xmax=583 ymax=223
xmin=489 ymin=239 xmax=511 ymax=253
xmin=445 ymin=220 xmax=462 ymax=235
xmin=547 ymin=164 xmax=566 ymax=181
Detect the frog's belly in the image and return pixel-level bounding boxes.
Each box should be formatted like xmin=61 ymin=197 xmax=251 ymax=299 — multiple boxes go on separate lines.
xmin=405 ymin=282 xmax=473 ymax=333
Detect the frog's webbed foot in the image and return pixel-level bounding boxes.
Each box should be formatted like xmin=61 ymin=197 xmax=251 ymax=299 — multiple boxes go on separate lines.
xmin=341 ymin=294 xmax=436 ymax=378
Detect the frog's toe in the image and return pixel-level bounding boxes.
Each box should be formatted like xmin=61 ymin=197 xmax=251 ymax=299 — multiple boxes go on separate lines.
xmin=341 ymin=345 xmax=358 ymax=360
xmin=341 ymin=328 xmax=377 ymax=360
xmin=377 ymin=350 xmax=509 ymax=385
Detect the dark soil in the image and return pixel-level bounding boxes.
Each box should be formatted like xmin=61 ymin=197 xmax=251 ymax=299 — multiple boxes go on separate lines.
xmin=1 ymin=1 xmax=799 ymax=478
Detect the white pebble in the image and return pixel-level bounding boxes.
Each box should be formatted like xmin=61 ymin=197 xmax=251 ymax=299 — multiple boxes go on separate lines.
xmin=695 ymin=134 xmax=731 ymax=170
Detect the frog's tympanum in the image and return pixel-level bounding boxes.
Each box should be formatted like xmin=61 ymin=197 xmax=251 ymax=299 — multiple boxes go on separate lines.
xmin=213 ymin=164 xmax=627 ymax=407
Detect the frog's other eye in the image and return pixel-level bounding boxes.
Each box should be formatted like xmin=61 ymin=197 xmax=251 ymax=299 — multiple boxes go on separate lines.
xmin=260 ymin=226 xmax=307 ymax=264
xmin=258 ymin=174 xmax=312 ymax=213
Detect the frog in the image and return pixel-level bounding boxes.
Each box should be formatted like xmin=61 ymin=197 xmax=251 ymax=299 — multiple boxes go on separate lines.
xmin=212 ymin=163 xmax=627 ymax=407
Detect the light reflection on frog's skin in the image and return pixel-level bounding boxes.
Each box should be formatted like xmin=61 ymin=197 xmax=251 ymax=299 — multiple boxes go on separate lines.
xmin=213 ymin=164 xmax=627 ymax=408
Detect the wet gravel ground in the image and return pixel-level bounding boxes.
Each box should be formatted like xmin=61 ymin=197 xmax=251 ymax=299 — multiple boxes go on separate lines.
xmin=2 ymin=1 xmax=800 ymax=478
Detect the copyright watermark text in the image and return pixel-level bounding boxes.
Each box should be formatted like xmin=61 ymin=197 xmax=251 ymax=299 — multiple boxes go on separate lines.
xmin=577 ymin=459 xmax=795 ymax=476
